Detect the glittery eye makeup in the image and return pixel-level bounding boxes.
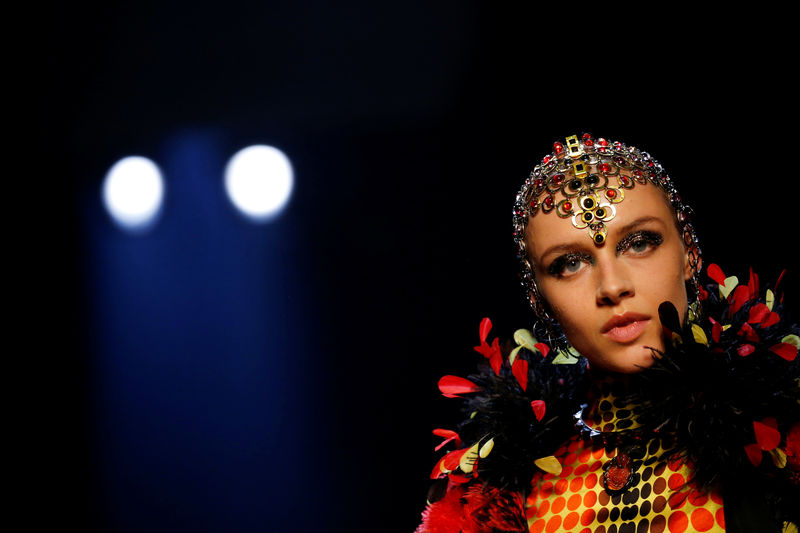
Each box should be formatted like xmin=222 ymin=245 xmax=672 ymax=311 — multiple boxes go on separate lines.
xmin=616 ymin=230 xmax=663 ymax=255
xmin=547 ymin=251 xmax=593 ymax=277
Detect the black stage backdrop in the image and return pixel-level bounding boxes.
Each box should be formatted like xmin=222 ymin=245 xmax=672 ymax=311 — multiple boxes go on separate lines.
xmin=33 ymin=3 xmax=797 ymax=532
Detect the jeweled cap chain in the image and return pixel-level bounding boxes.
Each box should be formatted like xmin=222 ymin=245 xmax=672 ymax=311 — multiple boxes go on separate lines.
xmin=512 ymin=134 xmax=702 ymax=318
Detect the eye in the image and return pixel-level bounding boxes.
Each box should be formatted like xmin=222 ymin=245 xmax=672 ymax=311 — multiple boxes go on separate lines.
xmin=547 ymin=252 xmax=592 ymax=278
xmin=617 ymin=230 xmax=664 ymax=255
xmin=630 ymin=238 xmax=650 ymax=253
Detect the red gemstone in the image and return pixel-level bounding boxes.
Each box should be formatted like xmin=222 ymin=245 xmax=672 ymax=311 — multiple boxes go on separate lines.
xmin=553 ymin=142 xmax=564 ymax=154
xmin=543 ymin=156 xmax=551 ymax=164
xmin=598 ymin=138 xmax=608 ymax=146
xmin=606 ymin=189 xmax=616 ymax=198
xmin=563 ymin=201 xmax=573 ymax=211
xmin=553 ymin=174 xmax=564 ymax=185
xmin=632 ymin=170 xmax=643 ymax=178
xmin=534 ymin=178 xmax=545 ymax=188
xmin=613 ymin=141 xmax=623 ymax=149
xmin=544 ymin=196 xmax=554 ymax=207
xmin=598 ymin=163 xmax=610 ymax=173
xmin=582 ymin=133 xmax=592 ymax=140
xmin=620 ymin=176 xmax=630 ymax=185
xmin=530 ymin=198 xmax=538 ymax=208
xmin=584 ymin=139 xmax=594 ymax=147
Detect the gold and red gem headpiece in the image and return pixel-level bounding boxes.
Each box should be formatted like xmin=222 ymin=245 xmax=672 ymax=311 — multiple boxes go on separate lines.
xmin=512 ymin=133 xmax=702 ymax=318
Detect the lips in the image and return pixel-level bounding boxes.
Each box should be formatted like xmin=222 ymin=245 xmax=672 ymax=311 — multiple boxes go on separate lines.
xmin=601 ymin=312 xmax=652 ymax=344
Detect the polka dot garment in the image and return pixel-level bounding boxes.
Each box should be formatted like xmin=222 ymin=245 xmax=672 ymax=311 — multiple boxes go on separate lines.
xmin=525 ymin=383 xmax=726 ymax=533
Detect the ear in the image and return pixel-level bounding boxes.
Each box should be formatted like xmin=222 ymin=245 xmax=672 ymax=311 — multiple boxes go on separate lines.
xmin=684 ymin=244 xmax=701 ymax=281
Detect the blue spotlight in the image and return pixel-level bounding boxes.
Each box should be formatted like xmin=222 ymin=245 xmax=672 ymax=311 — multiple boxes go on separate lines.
xmin=224 ymin=145 xmax=293 ymax=222
xmin=102 ymin=156 xmax=165 ymax=233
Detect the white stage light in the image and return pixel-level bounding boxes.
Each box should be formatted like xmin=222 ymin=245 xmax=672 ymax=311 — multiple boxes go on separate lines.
xmin=224 ymin=145 xmax=294 ymax=222
xmin=102 ymin=156 xmax=165 ymax=232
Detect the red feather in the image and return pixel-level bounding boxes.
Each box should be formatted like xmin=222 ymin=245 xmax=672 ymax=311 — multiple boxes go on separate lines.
xmin=737 ymin=323 xmax=760 ymax=343
xmin=770 ymin=343 xmax=798 ymax=361
xmin=433 ymin=429 xmax=461 ymax=451
xmin=417 ymin=485 xmax=466 ymax=533
xmin=730 ymin=285 xmax=751 ymax=314
xmin=479 ymin=317 xmax=492 ymax=344
xmin=744 ymin=443 xmax=763 ymax=467
xmin=709 ymin=317 xmax=722 ymax=343
xmin=747 ymin=303 xmax=770 ymax=324
xmin=776 ymin=268 xmax=787 ymax=293
xmin=748 ymin=268 xmax=760 ymax=299
xmin=707 ymin=263 xmax=727 ymax=285
xmin=534 ymin=342 xmax=550 ymax=358
xmin=531 ymin=400 xmax=546 ymax=421
xmin=489 ymin=351 xmax=502 ymax=376
xmin=438 ymin=376 xmax=481 ymax=398
xmin=754 ymin=420 xmax=781 ymax=451
xmin=761 ymin=312 xmax=781 ymax=328
xmin=512 ymin=358 xmax=528 ymax=391
xmin=736 ymin=344 xmax=755 ymax=357
xmin=786 ymin=423 xmax=800 ymax=470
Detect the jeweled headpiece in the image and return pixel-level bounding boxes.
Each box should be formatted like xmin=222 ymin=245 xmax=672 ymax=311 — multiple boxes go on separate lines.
xmin=512 ymin=133 xmax=702 ymax=319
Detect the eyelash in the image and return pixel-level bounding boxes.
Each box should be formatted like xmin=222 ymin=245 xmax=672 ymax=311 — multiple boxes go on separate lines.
xmin=616 ymin=230 xmax=664 ymax=254
xmin=546 ymin=230 xmax=664 ymax=277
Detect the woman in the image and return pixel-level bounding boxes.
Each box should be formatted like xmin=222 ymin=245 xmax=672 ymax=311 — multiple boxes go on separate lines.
xmin=416 ymin=134 xmax=799 ymax=533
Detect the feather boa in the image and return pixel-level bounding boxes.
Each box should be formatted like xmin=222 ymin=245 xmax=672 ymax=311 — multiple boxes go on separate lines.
xmin=419 ymin=265 xmax=800 ymax=532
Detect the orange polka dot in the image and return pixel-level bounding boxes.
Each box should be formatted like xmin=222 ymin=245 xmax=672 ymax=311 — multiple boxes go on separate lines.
xmin=574 ymin=464 xmax=589 ymax=476
xmin=568 ymin=439 xmax=581 ymax=452
xmin=542 ymin=472 xmax=555 ymax=480
xmin=578 ymin=447 xmax=592 ymax=463
xmin=590 ymin=460 xmax=603 ymax=472
xmin=540 ymin=482 xmax=554 ymax=499
xmin=570 ymin=477 xmax=583 ymax=493
xmin=579 ymin=529 xmax=591 ymax=533
xmin=710 ymin=490 xmax=724 ymax=505
xmin=668 ymin=473 xmax=686 ymax=490
xmin=562 ymin=465 xmax=574 ymax=477
xmin=583 ymin=490 xmax=597 ymax=507
xmin=667 ymin=510 xmax=688 ymax=533
xmin=690 ymin=508 xmax=714 ymax=531
xmin=545 ymin=515 xmax=562 ymax=533
xmin=580 ymin=508 xmax=596 ymax=526
xmin=568 ymin=493 xmax=581 ymax=510
xmin=715 ymin=507 xmax=725 ymax=529
xmin=688 ymin=489 xmax=708 ymax=507
xmin=554 ymin=445 xmax=568 ymax=456
xmin=668 ymin=491 xmax=688 ymax=510
xmin=564 ymin=452 xmax=578 ymax=465
xmin=552 ymin=496 xmax=566 ymax=514
xmin=585 ymin=473 xmax=598 ymax=489
xmin=530 ymin=518 xmax=545 ymax=533
xmin=537 ymin=499 xmax=550 ymax=518
xmin=555 ymin=479 xmax=569 ymax=495
xmin=592 ymin=447 xmax=605 ymax=459
xmin=564 ymin=512 xmax=580 ymax=529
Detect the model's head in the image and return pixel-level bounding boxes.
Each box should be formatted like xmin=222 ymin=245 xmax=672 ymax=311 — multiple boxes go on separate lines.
xmin=512 ymin=134 xmax=701 ymax=373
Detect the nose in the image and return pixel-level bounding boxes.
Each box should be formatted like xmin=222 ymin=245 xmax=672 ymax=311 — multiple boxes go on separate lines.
xmin=595 ymin=257 xmax=635 ymax=306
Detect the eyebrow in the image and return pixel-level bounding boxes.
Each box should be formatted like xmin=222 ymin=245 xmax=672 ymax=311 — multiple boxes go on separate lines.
xmin=535 ymin=215 xmax=666 ymax=264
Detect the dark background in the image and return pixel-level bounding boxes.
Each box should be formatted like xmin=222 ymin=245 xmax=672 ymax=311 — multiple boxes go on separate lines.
xmin=34 ymin=3 xmax=796 ymax=532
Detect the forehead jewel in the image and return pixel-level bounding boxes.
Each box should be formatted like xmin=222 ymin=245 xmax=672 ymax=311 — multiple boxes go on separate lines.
xmin=512 ymin=133 xmax=678 ymax=246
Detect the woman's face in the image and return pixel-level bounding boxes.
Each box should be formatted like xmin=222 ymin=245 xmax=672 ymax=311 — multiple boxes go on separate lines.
xmin=525 ymin=183 xmax=692 ymax=373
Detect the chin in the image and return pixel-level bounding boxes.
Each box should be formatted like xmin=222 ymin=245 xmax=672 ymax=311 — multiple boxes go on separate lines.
xmin=592 ymin=345 xmax=660 ymax=374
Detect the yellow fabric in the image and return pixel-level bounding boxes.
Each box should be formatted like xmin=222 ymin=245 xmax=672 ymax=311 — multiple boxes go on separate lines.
xmin=525 ymin=384 xmax=726 ymax=533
